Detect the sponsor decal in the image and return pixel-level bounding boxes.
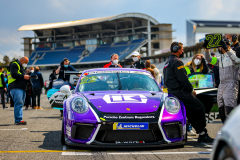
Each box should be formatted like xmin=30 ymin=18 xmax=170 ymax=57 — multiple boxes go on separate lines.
xmin=100 ymin=117 xmax=106 ymax=121
xmin=115 ymin=141 xmax=145 ymax=144
xmin=55 ymin=100 xmax=63 ymax=104
xmin=113 ymin=122 xmax=148 ymax=130
xmin=103 ymin=94 xmax=147 ymax=104
xmin=80 ymin=76 xmax=97 ymax=84
xmin=103 ymin=115 xmax=155 ymax=119
xmin=205 ymin=112 xmax=219 ymax=123
xmin=164 ymin=63 xmax=169 ymax=69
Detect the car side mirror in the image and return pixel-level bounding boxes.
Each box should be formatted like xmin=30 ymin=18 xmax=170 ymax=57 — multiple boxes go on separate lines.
xmin=60 ymin=85 xmax=71 ymax=94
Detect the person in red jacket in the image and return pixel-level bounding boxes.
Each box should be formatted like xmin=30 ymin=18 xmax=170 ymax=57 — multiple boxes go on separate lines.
xmin=103 ymin=54 xmax=122 ymax=68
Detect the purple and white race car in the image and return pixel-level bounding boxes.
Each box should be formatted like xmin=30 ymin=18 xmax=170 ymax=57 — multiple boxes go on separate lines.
xmin=61 ymin=68 xmax=187 ymax=148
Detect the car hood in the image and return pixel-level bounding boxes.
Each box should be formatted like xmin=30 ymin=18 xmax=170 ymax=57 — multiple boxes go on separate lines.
xmin=80 ymin=91 xmax=163 ymax=113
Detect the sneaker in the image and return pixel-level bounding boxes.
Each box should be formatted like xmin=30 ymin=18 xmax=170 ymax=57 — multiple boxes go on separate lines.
xmin=187 ymin=130 xmax=196 ymax=136
xmin=15 ymin=120 xmax=27 ymax=125
xmin=34 ymin=106 xmax=37 ymax=110
xmin=25 ymin=107 xmax=28 ymax=110
xmin=37 ymin=106 xmax=43 ymax=110
xmin=198 ymin=133 xmax=214 ymax=143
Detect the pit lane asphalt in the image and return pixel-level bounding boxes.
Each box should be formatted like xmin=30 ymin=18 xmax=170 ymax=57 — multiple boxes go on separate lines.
xmin=0 ymin=94 xmax=222 ymax=160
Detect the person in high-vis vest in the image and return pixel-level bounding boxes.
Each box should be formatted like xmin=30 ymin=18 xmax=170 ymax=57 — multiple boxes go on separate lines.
xmin=8 ymin=57 xmax=30 ymax=125
xmin=184 ymin=54 xmax=209 ymax=136
xmin=0 ymin=67 xmax=7 ymax=109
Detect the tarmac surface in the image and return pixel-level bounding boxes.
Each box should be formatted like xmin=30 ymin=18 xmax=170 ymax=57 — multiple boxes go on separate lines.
xmin=0 ymin=94 xmax=222 ymax=160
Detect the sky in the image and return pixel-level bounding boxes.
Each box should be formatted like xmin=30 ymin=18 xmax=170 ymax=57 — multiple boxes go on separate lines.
xmin=0 ymin=0 xmax=240 ymax=62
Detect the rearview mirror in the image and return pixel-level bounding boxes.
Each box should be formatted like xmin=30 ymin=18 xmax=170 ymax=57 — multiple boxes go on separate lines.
xmin=60 ymin=85 xmax=71 ymax=94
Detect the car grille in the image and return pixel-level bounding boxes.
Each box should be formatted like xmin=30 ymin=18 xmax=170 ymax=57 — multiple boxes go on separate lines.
xmin=73 ymin=125 xmax=95 ymax=140
xmin=95 ymin=124 xmax=163 ymax=143
xmin=163 ymin=124 xmax=182 ymax=139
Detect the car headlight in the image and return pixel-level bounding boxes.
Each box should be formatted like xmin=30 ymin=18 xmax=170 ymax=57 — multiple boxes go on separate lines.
xmin=71 ymin=97 xmax=89 ymax=114
xmin=164 ymin=97 xmax=180 ymax=114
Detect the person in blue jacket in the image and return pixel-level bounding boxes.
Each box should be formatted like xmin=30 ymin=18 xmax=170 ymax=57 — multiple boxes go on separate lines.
xmin=31 ymin=66 xmax=44 ymax=110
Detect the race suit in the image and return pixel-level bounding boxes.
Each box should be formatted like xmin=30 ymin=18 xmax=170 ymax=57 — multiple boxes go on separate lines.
xmin=205 ymin=49 xmax=240 ymax=122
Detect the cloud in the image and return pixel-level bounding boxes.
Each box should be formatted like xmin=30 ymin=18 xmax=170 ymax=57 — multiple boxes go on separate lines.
xmin=0 ymin=29 xmax=21 ymax=46
xmin=0 ymin=50 xmax=23 ymax=62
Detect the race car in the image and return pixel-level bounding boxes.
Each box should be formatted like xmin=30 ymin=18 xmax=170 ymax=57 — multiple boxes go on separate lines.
xmin=47 ymin=72 xmax=81 ymax=110
xmin=61 ymin=68 xmax=187 ymax=148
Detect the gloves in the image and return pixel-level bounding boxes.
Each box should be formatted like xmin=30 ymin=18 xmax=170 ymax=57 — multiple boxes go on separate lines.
xmin=220 ymin=40 xmax=229 ymax=52
xmin=202 ymin=40 xmax=208 ymax=48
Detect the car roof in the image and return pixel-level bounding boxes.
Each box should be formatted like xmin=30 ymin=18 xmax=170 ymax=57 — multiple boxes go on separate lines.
xmin=82 ymin=68 xmax=149 ymax=74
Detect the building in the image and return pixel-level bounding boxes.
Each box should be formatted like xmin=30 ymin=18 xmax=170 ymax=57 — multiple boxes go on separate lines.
xmin=18 ymin=13 xmax=174 ymax=70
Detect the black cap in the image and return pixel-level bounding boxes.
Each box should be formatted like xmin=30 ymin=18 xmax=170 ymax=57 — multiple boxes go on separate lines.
xmin=63 ymin=58 xmax=69 ymax=62
xmin=211 ymin=53 xmax=215 ymax=56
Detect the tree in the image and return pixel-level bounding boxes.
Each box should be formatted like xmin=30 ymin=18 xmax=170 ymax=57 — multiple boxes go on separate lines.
xmin=3 ymin=55 xmax=10 ymax=66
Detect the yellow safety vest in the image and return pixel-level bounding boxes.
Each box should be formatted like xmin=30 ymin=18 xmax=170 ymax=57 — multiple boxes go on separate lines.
xmin=7 ymin=61 xmax=22 ymax=85
xmin=184 ymin=66 xmax=201 ymax=75
xmin=0 ymin=73 xmax=3 ymax=87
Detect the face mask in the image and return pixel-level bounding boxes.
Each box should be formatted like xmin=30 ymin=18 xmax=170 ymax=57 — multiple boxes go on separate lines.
xmin=194 ymin=59 xmax=201 ymax=65
xmin=22 ymin=63 xmax=27 ymax=68
xmin=179 ymin=51 xmax=184 ymax=58
xmin=31 ymin=70 xmax=34 ymax=73
xmin=112 ymin=60 xmax=118 ymax=65
xmin=132 ymin=57 xmax=138 ymax=62
xmin=230 ymin=41 xmax=233 ymax=46
xmin=64 ymin=65 xmax=68 ymax=68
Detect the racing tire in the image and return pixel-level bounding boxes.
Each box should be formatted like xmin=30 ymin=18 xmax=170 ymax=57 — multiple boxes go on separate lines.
xmin=217 ymin=145 xmax=236 ymax=160
xmin=61 ymin=119 xmax=65 ymax=145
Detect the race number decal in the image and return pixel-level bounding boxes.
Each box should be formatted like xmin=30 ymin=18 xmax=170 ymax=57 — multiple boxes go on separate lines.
xmin=205 ymin=34 xmax=222 ymax=49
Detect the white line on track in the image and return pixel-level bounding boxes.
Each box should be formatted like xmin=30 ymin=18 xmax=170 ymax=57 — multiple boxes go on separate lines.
xmin=0 ymin=128 xmax=28 ymax=130
xmin=62 ymin=151 xmax=211 ymax=156
xmin=188 ymin=136 xmax=213 ymax=148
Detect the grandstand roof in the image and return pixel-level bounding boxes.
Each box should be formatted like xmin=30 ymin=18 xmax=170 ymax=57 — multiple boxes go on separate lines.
xmin=18 ymin=13 xmax=159 ymax=31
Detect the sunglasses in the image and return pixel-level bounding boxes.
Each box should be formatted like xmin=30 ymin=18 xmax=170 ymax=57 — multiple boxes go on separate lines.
xmin=132 ymin=55 xmax=138 ymax=57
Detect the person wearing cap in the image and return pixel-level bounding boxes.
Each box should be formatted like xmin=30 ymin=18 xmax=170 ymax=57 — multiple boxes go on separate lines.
xmin=55 ymin=58 xmax=76 ymax=82
xmin=130 ymin=51 xmax=146 ymax=69
xmin=103 ymin=53 xmax=122 ymax=68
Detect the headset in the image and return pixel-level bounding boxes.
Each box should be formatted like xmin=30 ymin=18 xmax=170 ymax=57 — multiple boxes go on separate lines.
xmin=172 ymin=42 xmax=179 ymax=52
xmin=232 ymin=34 xmax=238 ymax=42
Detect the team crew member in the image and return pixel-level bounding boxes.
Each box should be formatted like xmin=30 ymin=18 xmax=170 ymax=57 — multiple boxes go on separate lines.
xmin=204 ymin=39 xmax=240 ymax=123
xmin=184 ymin=54 xmax=208 ymax=76
xmin=103 ymin=54 xmax=122 ymax=68
xmin=56 ymin=58 xmax=76 ymax=82
xmin=0 ymin=67 xmax=7 ymax=109
xmin=8 ymin=57 xmax=30 ymax=125
xmin=163 ymin=42 xmax=213 ymax=143
xmin=226 ymin=34 xmax=240 ymax=105
xmin=130 ymin=51 xmax=146 ymax=69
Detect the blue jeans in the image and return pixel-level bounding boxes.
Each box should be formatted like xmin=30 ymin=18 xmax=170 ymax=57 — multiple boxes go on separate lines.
xmin=10 ymin=89 xmax=26 ymax=123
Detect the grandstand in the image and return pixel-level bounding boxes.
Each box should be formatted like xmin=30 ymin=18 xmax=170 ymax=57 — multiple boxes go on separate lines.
xmin=18 ymin=13 xmax=174 ymax=69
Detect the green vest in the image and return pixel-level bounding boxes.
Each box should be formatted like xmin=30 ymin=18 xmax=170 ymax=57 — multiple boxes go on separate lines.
xmin=184 ymin=66 xmax=201 ymax=75
xmin=0 ymin=73 xmax=3 ymax=87
xmin=7 ymin=61 xmax=22 ymax=85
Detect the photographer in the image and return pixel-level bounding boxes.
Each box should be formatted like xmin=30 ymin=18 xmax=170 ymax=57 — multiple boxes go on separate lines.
xmin=204 ymin=39 xmax=240 ymax=123
xmin=56 ymin=58 xmax=76 ymax=82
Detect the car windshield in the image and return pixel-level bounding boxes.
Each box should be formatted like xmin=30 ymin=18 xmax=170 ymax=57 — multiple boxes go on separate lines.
xmin=77 ymin=72 xmax=160 ymax=92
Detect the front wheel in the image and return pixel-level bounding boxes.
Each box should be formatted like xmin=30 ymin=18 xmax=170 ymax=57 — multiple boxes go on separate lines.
xmin=61 ymin=120 xmax=65 ymax=145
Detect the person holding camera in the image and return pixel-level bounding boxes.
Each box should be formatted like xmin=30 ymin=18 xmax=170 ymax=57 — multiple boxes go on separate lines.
xmin=163 ymin=42 xmax=213 ymax=143
xmin=31 ymin=66 xmax=44 ymax=110
xmin=0 ymin=67 xmax=7 ymax=109
xmin=56 ymin=58 xmax=76 ymax=82
xmin=203 ymin=39 xmax=240 ymax=123
xmin=8 ymin=57 xmax=30 ymax=125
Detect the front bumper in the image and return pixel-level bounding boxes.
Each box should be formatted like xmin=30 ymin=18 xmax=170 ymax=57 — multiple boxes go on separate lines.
xmin=65 ymin=136 xmax=185 ymax=148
